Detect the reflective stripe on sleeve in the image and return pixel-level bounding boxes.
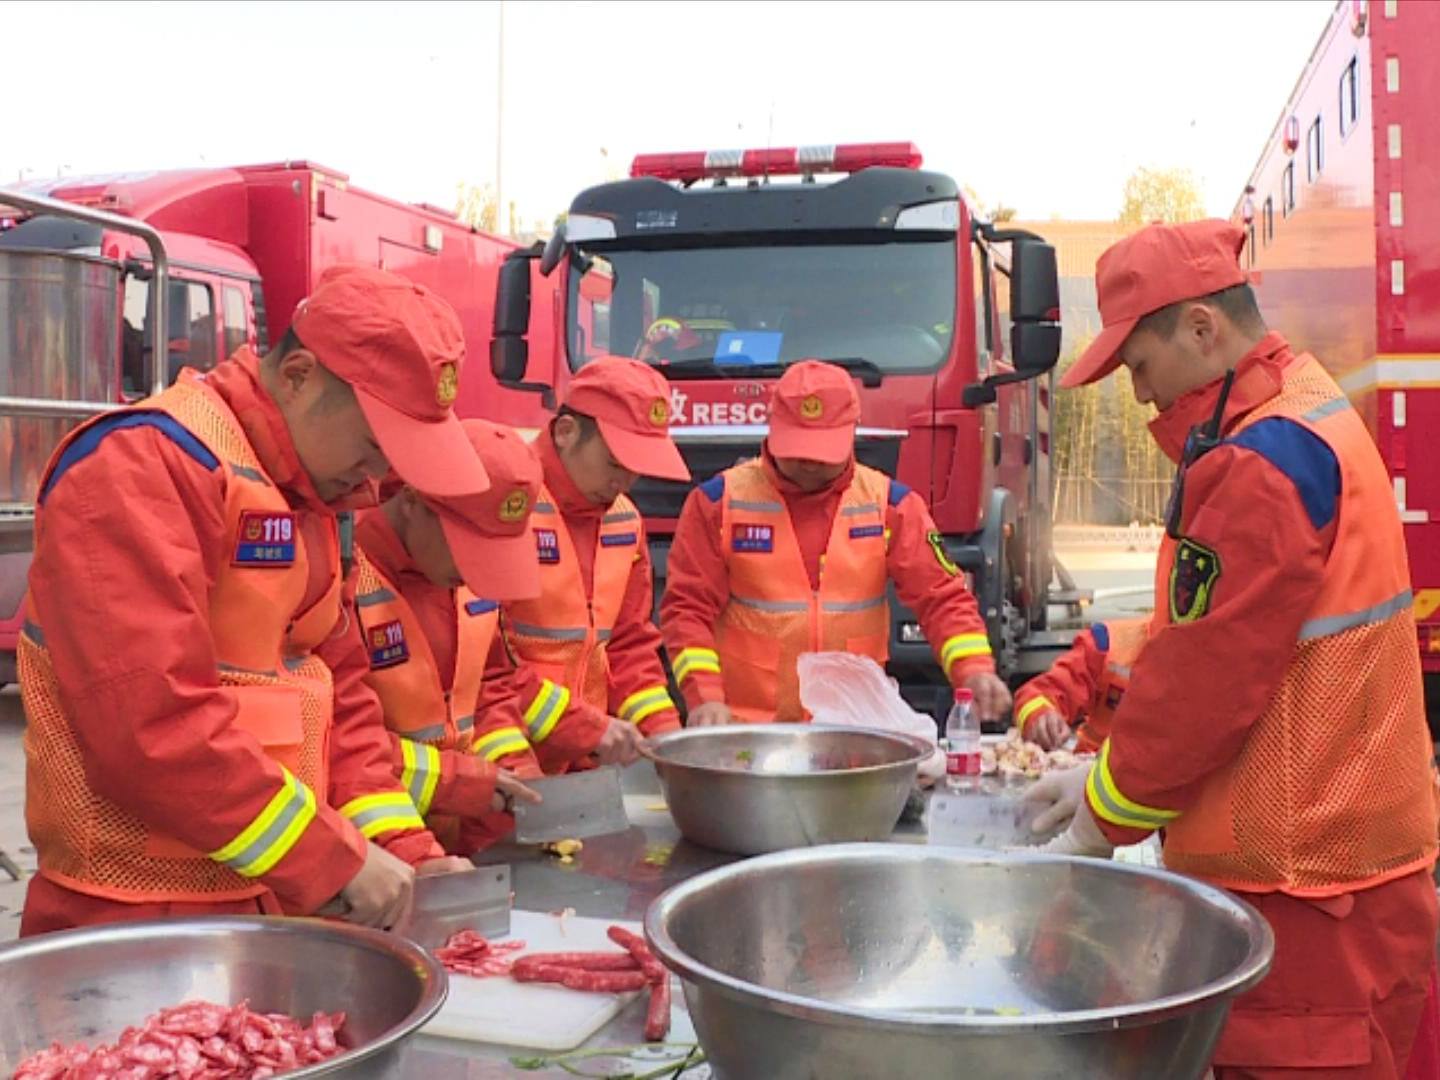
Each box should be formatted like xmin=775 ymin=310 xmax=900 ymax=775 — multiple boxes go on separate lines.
xmin=619 ymin=685 xmax=674 ymax=725
xmin=338 ymin=791 xmax=426 ymax=840
xmin=1015 ymin=694 xmax=1055 ymax=728
xmin=1086 ymin=739 xmax=1180 ymax=831
xmin=208 ymin=767 xmax=317 ymax=878
xmin=941 ymin=632 xmax=992 ymax=671
xmin=672 ymin=647 xmax=722 ymax=684
xmin=399 ymin=738 xmax=442 ymax=818
xmin=473 ymin=726 xmax=532 ymax=763
xmin=523 ymin=679 xmax=571 ymax=743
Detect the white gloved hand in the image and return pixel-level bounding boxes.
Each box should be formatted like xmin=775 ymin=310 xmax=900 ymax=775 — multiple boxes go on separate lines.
xmin=1036 ymin=796 xmax=1114 ymax=858
xmin=1021 ymin=763 xmax=1091 ymax=836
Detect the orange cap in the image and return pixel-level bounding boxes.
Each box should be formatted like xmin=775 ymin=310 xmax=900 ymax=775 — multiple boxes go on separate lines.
xmin=424 ymin=420 xmax=542 ymax=602
xmin=766 ymin=360 xmax=860 ymax=465
xmin=563 ymin=356 xmax=689 ymax=482
xmin=1061 ymin=220 xmax=1249 ymax=389
xmin=291 ymin=264 xmax=488 ymax=498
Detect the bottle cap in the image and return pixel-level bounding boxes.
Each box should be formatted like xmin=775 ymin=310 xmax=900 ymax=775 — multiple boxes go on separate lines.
xmin=954 ymin=688 xmax=974 ymax=704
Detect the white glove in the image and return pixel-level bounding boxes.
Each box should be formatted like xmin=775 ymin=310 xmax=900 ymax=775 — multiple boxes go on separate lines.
xmin=1021 ymin=763 xmax=1091 ymax=836
xmin=1036 ymin=796 xmax=1114 ymax=858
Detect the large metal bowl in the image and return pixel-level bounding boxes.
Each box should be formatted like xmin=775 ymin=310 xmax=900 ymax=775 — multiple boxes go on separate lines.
xmin=648 ymin=724 xmax=928 ymax=854
xmin=0 ymin=917 xmax=446 ymax=1078
xmin=646 ymin=845 xmax=1273 ymax=1079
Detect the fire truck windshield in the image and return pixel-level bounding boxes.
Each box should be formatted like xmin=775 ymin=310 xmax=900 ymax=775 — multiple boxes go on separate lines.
xmin=564 ymin=236 xmax=956 ymax=376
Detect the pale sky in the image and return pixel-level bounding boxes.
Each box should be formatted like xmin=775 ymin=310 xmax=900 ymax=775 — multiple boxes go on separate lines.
xmin=3 ymin=0 xmax=1336 ymax=229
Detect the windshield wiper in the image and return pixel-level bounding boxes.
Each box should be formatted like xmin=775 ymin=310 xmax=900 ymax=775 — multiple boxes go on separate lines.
xmin=654 ymin=356 xmax=883 ymax=387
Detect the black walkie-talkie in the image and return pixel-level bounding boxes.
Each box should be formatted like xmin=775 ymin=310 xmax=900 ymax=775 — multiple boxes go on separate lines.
xmin=1164 ymin=368 xmax=1237 ymax=539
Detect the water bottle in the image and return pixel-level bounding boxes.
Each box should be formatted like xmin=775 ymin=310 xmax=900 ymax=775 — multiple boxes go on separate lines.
xmin=944 ymin=688 xmax=981 ymax=793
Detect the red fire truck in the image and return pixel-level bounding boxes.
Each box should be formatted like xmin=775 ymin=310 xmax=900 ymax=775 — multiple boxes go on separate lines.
xmin=0 ymin=162 xmax=558 ymax=684
xmin=1233 ymin=0 xmax=1440 ymax=720
xmin=489 ymin=141 xmax=1070 ymax=717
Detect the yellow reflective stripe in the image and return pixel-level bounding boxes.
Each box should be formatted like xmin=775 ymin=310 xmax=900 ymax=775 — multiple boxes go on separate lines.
xmin=619 ymin=685 xmax=673 ymax=725
xmin=339 ymin=791 xmax=426 ymax=839
xmin=208 ymin=768 xmax=317 ymax=878
xmin=523 ymin=679 xmax=570 ymax=744
xmin=673 ymin=647 xmax=721 ymax=683
xmin=399 ymin=738 xmax=442 ymax=818
xmin=1086 ymin=740 xmax=1180 ymax=831
xmin=1015 ymin=695 xmax=1055 ymax=727
xmin=474 ymin=726 xmax=532 ymax=762
xmin=941 ymin=633 xmax=992 ymax=670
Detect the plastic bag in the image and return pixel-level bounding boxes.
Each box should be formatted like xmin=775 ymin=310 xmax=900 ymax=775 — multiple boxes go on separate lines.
xmin=797 ymin=651 xmax=945 ymax=783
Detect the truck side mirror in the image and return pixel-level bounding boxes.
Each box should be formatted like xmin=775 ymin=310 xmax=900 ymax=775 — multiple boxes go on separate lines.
xmin=1008 ymin=239 xmax=1061 ymax=376
xmin=491 ymin=251 xmax=556 ymax=408
xmin=490 ymin=335 xmax=529 ymax=384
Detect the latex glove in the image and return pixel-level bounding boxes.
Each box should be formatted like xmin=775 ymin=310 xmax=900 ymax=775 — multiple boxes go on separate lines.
xmin=335 ymin=841 xmax=415 ymax=929
xmin=1037 ymin=795 xmax=1114 ymax=858
xmin=963 ymin=672 xmax=1013 ymax=725
xmin=1024 ymin=709 xmax=1070 ymax=751
xmin=687 ymin=701 xmax=735 ymax=727
xmin=490 ymin=770 xmax=542 ymax=814
xmin=1021 ymin=763 xmax=1091 ymax=835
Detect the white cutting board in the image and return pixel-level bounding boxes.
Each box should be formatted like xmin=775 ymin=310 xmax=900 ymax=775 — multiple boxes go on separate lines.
xmin=420 ymin=909 xmax=647 ymax=1051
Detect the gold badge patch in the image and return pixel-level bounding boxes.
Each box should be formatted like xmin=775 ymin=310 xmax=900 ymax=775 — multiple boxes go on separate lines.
xmin=436 ymin=362 xmax=459 ymax=407
xmin=799 ymin=394 xmax=824 ymax=420
xmin=649 ymin=397 xmax=670 ymax=427
xmin=926 ymin=530 xmax=960 ymax=576
xmin=499 ymin=489 xmax=530 ymax=522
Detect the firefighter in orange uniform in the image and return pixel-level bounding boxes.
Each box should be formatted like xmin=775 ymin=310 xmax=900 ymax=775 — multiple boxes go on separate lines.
xmin=353 ymin=419 xmax=543 ymax=853
xmin=661 ymin=360 xmax=1010 ymax=726
xmin=471 ymin=357 xmax=690 ymax=776
xmin=1012 ymin=616 xmax=1150 ymax=752
xmin=1030 ymin=221 xmax=1438 ymax=1077
xmin=19 ymin=265 xmax=488 ymax=935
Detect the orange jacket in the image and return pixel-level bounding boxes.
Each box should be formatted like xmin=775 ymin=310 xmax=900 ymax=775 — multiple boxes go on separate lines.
xmin=661 ymin=451 xmax=993 ymax=716
xmin=478 ymin=432 xmax=679 ymax=774
xmin=1013 ymin=618 xmax=1150 ymax=752
xmin=1084 ymin=336 xmax=1437 ymax=897
xmin=352 ymin=510 xmax=517 ymax=851
xmin=19 ymin=352 xmax=438 ymax=925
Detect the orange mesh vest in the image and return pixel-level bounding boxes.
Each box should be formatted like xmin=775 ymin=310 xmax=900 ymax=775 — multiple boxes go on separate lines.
xmin=716 ymin=460 xmax=890 ymax=723
xmin=354 ymin=549 xmax=496 ymax=751
xmin=1077 ymin=617 xmax=1150 ymax=753
xmin=503 ymin=486 xmax=637 ymax=711
xmin=19 ymin=373 xmax=341 ymax=903
xmin=1158 ymin=355 xmax=1437 ymax=895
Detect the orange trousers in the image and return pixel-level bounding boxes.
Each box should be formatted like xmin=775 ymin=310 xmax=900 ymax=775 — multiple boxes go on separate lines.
xmin=1212 ymin=870 xmax=1438 ymax=1078
xmin=20 ymin=873 xmax=283 ymax=937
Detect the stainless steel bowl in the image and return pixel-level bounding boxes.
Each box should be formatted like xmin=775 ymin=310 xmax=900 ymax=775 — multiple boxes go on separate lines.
xmin=646 ymin=845 xmax=1273 ymax=1079
xmin=649 ymin=724 xmax=928 ymax=854
xmin=0 ymin=917 xmax=446 ymax=1078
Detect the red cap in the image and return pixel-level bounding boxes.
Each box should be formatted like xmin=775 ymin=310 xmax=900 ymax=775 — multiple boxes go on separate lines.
xmin=564 ymin=356 xmax=689 ymax=481
xmin=766 ymin=360 xmax=860 ymax=465
xmin=291 ymin=264 xmax=488 ymax=497
xmin=1061 ymin=220 xmax=1249 ymax=389
xmin=425 ymin=420 xmax=542 ymax=602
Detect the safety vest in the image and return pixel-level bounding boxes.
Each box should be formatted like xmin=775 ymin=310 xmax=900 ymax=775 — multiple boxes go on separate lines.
xmin=19 ymin=373 xmax=342 ymax=904
xmin=502 ymin=486 xmax=638 ymax=741
xmin=354 ymin=548 xmax=499 ymax=820
xmin=1095 ymin=354 xmax=1437 ymax=896
xmin=1077 ymin=618 xmax=1148 ymax=753
xmin=712 ymin=460 xmax=890 ymax=722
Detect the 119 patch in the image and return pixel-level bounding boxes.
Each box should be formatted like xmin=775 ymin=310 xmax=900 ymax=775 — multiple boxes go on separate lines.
xmin=535 ymin=528 xmax=561 ymax=565
xmin=367 ymin=619 xmax=409 ymax=669
xmin=1169 ymin=539 xmax=1222 ymax=624
xmin=732 ymin=524 xmax=774 ymax=554
xmin=233 ymin=510 xmax=296 ymax=567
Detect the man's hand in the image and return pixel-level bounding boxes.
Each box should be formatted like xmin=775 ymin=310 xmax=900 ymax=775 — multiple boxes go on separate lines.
xmin=1021 ymin=764 xmax=1091 ymax=835
xmin=416 ymin=855 xmax=473 ymax=876
xmin=1037 ymin=796 xmax=1114 ymax=858
xmin=593 ymin=718 xmax=645 ymax=766
xmin=1024 ymin=709 xmax=1070 ymax=750
xmin=491 ymin=770 xmax=543 ymax=813
xmin=687 ymin=701 xmax=734 ymax=727
xmin=963 ymin=672 xmax=1013 ymax=725
xmin=337 ymin=841 xmax=415 ymax=929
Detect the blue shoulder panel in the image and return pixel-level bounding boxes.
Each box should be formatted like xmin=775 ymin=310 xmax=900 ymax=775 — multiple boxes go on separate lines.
xmin=1226 ymin=417 xmax=1340 ymax=531
xmin=1091 ymin=621 xmax=1111 ymax=652
xmin=697 ymin=474 xmax=726 ymax=503
xmin=464 ymin=598 xmax=500 ymax=616
xmin=887 ymin=479 xmax=913 ymax=507
xmin=39 ymin=411 xmax=220 ymax=504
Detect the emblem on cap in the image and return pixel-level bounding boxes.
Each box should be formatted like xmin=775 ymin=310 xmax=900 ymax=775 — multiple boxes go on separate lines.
xmin=436 ymin=363 xmax=459 ymax=407
xmin=499 ymin=489 xmax=530 ymax=523
xmin=799 ymin=394 xmax=824 ymax=421
xmin=649 ymin=397 xmax=670 ymax=427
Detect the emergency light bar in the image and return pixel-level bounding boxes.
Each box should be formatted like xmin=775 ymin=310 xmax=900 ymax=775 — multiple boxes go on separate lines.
xmin=630 ymin=141 xmax=923 ymax=182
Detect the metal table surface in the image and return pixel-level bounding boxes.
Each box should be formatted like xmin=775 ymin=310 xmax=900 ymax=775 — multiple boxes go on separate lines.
xmin=401 ymin=761 xmax=926 ymax=1077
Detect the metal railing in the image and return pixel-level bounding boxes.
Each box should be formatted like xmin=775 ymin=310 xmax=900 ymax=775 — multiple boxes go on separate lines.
xmin=0 ymin=187 xmax=168 ymax=418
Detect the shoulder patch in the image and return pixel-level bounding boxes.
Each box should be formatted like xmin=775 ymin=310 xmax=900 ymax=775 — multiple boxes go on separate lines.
xmin=1227 ymin=418 xmax=1340 ymax=530
xmin=464 ymin=598 xmax=500 ymax=616
xmin=926 ymin=530 xmax=960 ymax=577
xmin=1090 ymin=621 xmax=1111 ymax=652
xmin=40 ymin=411 xmax=220 ymax=503
xmin=887 ymin=480 xmax=913 ymax=508
xmin=1169 ymin=539 xmax=1222 ymax=624
xmin=697 ymin=475 xmax=726 ymax=503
